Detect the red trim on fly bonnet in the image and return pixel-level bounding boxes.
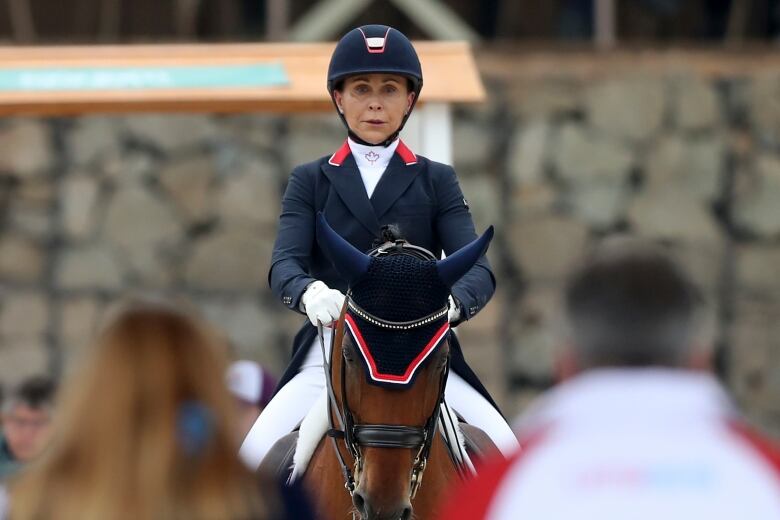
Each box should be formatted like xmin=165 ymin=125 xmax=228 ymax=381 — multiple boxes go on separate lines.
xmin=344 ymin=314 xmax=449 ymax=385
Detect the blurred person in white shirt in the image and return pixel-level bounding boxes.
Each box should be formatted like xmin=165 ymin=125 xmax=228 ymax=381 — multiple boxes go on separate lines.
xmin=227 ymin=361 xmax=278 ymax=441
xmin=439 ymin=236 xmax=780 ymax=520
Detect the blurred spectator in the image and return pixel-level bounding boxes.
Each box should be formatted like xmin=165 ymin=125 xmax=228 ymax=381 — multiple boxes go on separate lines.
xmin=0 ymin=376 xmax=57 ymax=482
xmin=439 ymin=237 xmax=780 ymax=519
xmin=226 ymin=360 xmax=278 ymax=441
xmin=9 ymin=300 xmax=276 ymax=520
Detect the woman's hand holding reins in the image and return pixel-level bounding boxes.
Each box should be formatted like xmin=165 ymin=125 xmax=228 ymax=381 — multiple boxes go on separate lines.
xmin=302 ymin=281 xmax=346 ymax=327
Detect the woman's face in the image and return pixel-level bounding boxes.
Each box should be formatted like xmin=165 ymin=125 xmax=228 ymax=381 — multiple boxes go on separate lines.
xmin=333 ymin=73 xmax=415 ymax=145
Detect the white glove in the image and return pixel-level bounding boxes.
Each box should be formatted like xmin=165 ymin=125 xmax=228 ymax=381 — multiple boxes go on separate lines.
xmin=301 ymin=281 xmax=346 ymax=327
xmin=448 ymin=295 xmax=462 ymax=323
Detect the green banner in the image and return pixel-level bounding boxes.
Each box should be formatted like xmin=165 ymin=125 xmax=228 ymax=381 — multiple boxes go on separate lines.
xmin=0 ymin=63 xmax=289 ymax=91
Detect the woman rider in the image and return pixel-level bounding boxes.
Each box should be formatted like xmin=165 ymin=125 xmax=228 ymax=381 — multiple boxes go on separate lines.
xmin=240 ymin=24 xmax=519 ymax=469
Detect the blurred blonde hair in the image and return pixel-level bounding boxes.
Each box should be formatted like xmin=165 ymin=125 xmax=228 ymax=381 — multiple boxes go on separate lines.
xmin=11 ymin=300 xmax=267 ymax=520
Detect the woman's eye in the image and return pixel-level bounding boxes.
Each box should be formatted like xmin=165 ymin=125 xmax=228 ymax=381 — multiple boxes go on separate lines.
xmin=383 ymin=85 xmax=397 ymax=94
xmin=354 ymin=85 xmax=369 ymax=94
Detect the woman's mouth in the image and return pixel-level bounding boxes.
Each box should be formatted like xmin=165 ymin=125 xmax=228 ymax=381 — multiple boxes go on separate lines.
xmin=365 ymin=120 xmax=386 ymax=125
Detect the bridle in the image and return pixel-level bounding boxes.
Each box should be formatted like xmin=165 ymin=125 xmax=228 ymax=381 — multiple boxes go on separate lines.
xmin=319 ymin=240 xmax=451 ymax=500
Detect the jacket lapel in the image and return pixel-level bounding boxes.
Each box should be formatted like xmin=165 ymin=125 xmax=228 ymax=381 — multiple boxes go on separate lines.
xmin=321 ymin=153 xmax=381 ymax=235
xmin=370 ymin=152 xmax=422 ymax=219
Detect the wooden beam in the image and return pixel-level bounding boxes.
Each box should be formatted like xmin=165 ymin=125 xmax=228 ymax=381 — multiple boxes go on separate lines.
xmin=390 ymin=0 xmax=480 ymax=42
xmin=288 ymin=0 xmax=371 ymax=42
xmin=595 ymin=0 xmax=616 ymax=50
xmin=266 ymin=0 xmax=289 ymax=41
xmin=0 ymin=41 xmax=485 ymax=115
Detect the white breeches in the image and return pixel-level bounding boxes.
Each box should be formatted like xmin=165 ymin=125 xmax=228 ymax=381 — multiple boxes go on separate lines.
xmin=239 ymin=329 xmax=519 ymax=469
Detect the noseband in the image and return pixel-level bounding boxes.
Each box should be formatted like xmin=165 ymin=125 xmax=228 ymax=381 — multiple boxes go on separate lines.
xmin=319 ymin=240 xmax=450 ymax=500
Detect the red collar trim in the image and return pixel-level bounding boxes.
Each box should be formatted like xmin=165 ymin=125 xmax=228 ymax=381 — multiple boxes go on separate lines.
xmin=328 ymin=140 xmax=351 ymax=166
xmin=328 ymin=139 xmax=418 ymax=167
xmin=395 ymin=140 xmax=417 ymax=165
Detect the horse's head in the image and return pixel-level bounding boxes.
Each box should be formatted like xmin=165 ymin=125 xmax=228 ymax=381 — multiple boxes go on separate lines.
xmin=317 ymin=214 xmax=493 ymax=520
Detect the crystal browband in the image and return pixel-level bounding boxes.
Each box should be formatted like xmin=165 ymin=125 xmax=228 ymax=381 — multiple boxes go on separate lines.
xmin=346 ymin=298 xmax=448 ymax=330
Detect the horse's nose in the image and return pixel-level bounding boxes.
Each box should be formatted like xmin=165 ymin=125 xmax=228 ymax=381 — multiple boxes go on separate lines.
xmin=352 ymin=491 xmax=412 ymax=519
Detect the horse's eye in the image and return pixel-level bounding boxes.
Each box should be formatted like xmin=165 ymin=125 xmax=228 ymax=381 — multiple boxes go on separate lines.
xmin=342 ymin=343 xmax=356 ymax=363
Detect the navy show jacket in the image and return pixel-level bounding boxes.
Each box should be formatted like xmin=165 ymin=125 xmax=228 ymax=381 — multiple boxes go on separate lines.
xmin=269 ymin=140 xmax=499 ymax=409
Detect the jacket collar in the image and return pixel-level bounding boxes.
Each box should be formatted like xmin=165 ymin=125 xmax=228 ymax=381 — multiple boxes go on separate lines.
xmin=322 ymin=139 xmax=422 ymax=234
xmin=328 ymin=139 xmax=417 ymax=167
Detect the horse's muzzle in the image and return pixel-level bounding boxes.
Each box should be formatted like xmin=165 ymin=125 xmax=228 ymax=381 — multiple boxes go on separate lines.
xmin=352 ymin=490 xmax=412 ymax=520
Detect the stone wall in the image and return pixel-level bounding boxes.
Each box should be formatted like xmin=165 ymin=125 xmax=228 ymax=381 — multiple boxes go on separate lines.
xmin=1 ymin=49 xmax=779 ymax=436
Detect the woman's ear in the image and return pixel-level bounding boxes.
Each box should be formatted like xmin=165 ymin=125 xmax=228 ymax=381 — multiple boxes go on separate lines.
xmin=406 ymin=91 xmax=416 ymax=114
xmin=333 ymin=90 xmax=345 ymax=114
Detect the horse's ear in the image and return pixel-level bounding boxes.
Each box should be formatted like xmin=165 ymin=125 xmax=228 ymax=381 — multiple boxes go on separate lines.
xmin=316 ymin=212 xmax=371 ymax=285
xmin=436 ymin=226 xmax=494 ymax=288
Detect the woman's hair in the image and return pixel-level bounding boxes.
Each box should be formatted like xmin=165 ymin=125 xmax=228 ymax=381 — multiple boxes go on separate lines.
xmin=11 ymin=300 xmax=267 ymax=520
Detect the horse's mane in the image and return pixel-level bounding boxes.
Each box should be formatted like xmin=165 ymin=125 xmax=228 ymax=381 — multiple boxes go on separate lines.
xmin=371 ymin=224 xmax=404 ymax=249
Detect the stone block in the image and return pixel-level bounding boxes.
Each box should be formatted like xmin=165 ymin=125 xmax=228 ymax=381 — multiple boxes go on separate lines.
xmin=56 ymin=245 xmax=124 ymax=291
xmin=564 ymin=181 xmax=630 ymax=229
xmin=62 ymin=176 xmax=100 ymax=240
xmin=586 ymin=77 xmax=667 ymax=143
xmin=198 ymin=298 xmax=280 ymax=368
xmin=627 ymin=186 xmax=722 ymax=244
xmin=645 ymin=135 xmax=725 ymax=203
xmin=453 ymin=119 xmax=493 ymax=170
xmin=59 ymin=296 xmax=101 ymax=352
xmin=217 ymin=171 xmax=281 ymax=228
xmin=729 ymin=297 xmax=780 ymax=432
xmin=101 ymin=149 xmax=156 ymax=185
xmin=184 ymin=227 xmax=272 ymax=291
xmin=552 ymin=124 xmax=634 ymax=182
xmin=507 ymin=284 xmax=561 ymax=380
xmin=67 ymin=116 xmax=122 ymax=166
xmin=158 ymin=155 xmax=216 ymax=224
xmin=285 ymin=114 xmax=345 ymax=163
xmin=16 ymin=179 xmax=54 ymax=207
xmin=8 ymin=207 xmax=52 ymax=240
xmin=0 ymin=292 xmax=48 ymax=340
xmin=459 ymin=176 xmax=501 ymax=233
xmin=749 ymin=73 xmax=780 ymax=147
xmin=508 ymin=120 xmax=551 ymax=186
xmin=123 ymin=115 xmax=218 ymax=152
xmin=0 ymin=235 xmax=45 ymax=283
xmin=673 ymin=75 xmax=721 ymax=131
xmin=103 ymin=186 xmax=182 ymax=253
xmin=509 ymin=79 xmax=582 ymax=119
xmin=0 ymin=120 xmax=52 ymax=176
xmin=736 ymin=244 xmax=780 ymax=296
xmin=733 ymin=154 xmax=780 ymax=240
xmin=510 ymin=182 xmax=557 ymax=219
xmin=508 ymin=215 xmax=590 ymax=282
xmin=0 ymin=341 xmax=49 ymax=389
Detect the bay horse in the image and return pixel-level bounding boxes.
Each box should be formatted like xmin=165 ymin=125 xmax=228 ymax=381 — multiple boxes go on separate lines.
xmin=302 ymin=214 xmax=495 ymax=520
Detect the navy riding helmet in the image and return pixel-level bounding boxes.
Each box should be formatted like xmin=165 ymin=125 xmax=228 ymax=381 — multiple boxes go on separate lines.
xmin=327 ymin=25 xmax=423 ymax=147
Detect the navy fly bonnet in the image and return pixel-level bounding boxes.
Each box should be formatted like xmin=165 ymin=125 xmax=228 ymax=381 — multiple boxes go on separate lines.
xmin=316 ymin=213 xmax=493 ymax=388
